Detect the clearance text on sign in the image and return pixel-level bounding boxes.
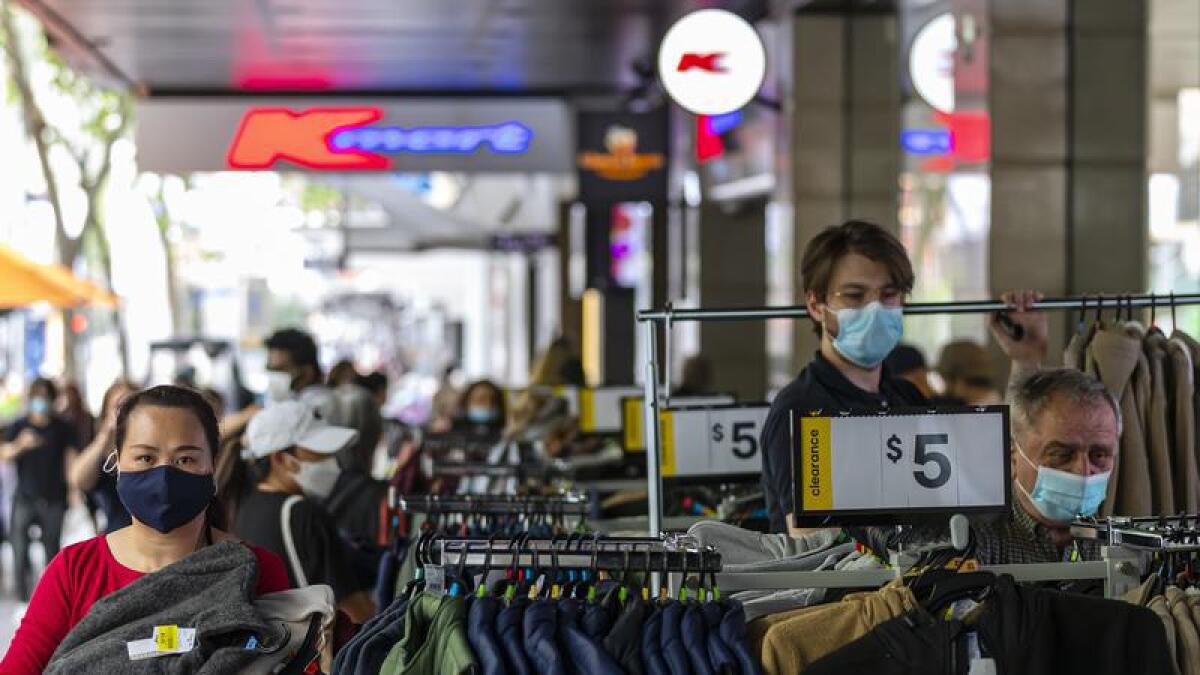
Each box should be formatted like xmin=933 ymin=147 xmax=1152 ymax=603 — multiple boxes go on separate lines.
xmin=660 ymin=405 xmax=769 ymax=478
xmin=796 ymin=408 xmax=1010 ymax=515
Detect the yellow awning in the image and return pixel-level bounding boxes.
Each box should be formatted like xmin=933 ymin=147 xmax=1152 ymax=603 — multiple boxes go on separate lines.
xmin=0 ymin=245 xmax=117 ymax=309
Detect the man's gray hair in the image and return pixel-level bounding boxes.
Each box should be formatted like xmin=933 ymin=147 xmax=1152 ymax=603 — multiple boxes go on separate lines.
xmin=1009 ymin=368 xmax=1122 ymax=436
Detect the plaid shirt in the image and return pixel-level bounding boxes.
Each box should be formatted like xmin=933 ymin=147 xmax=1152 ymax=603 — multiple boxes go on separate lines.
xmin=972 ymin=502 xmax=1101 ymax=565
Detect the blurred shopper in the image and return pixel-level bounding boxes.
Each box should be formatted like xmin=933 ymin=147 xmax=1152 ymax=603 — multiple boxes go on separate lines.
xmin=359 ymin=371 xmax=389 ymax=408
xmin=327 ymin=359 xmax=360 ymax=389
xmin=325 ymin=382 xmax=387 ymax=543
xmin=0 ymin=386 xmax=290 ymax=675
xmin=673 ymin=355 xmax=715 ymax=397
xmin=219 ymin=401 xmax=375 ymax=624
xmin=68 ymin=379 xmax=138 ymax=533
xmin=453 ymin=379 xmax=508 ymax=435
xmin=56 ymin=382 xmax=95 ymax=450
xmin=0 ymin=378 xmax=80 ymax=601
xmin=883 ymin=343 xmax=936 ymax=400
xmin=937 ymin=339 xmax=1003 ymax=405
xmin=760 ymin=220 xmax=1049 ymax=533
xmin=429 ymin=365 xmax=461 ymax=432
xmin=264 ymin=328 xmax=337 ymax=421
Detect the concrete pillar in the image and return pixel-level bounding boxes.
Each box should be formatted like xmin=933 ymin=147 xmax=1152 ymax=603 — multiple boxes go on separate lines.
xmin=989 ymin=0 xmax=1147 ymax=359
xmin=791 ymin=7 xmax=901 ymax=373
xmin=699 ymin=201 xmax=768 ymax=400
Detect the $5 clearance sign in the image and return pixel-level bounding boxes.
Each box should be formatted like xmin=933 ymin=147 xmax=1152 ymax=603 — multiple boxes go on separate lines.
xmin=796 ymin=407 xmax=1011 ymax=516
xmin=658 ymin=404 xmax=769 ymax=478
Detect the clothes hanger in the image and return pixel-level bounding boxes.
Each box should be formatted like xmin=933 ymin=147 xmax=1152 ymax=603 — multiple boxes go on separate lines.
xmin=585 ymin=532 xmax=602 ymax=603
xmin=476 ymin=534 xmax=501 ymax=599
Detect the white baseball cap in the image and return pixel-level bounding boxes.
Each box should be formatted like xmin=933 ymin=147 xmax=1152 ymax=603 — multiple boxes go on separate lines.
xmin=244 ymin=400 xmax=359 ymax=459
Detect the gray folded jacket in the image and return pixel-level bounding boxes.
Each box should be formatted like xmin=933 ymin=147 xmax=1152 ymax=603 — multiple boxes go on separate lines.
xmin=688 ymin=521 xmax=853 ymax=572
xmin=46 ymin=541 xmax=272 ymax=675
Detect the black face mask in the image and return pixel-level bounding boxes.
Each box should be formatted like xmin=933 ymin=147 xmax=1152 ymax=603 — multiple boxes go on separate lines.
xmin=116 ymin=465 xmax=214 ymax=534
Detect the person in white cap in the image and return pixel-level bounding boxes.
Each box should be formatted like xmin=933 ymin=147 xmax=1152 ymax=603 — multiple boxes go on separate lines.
xmin=217 ymin=400 xmax=376 ymax=624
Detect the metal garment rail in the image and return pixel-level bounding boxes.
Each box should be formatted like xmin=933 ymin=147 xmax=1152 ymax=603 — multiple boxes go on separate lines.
xmin=392 ymin=493 xmax=589 ymax=515
xmin=716 ymin=546 xmax=1143 ymax=599
xmin=636 ymin=293 xmax=1200 ymax=536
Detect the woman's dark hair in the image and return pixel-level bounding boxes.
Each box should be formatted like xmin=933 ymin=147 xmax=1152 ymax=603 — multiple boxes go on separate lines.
xmin=113 ymin=385 xmax=226 ymax=529
xmin=214 ymin=433 xmax=278 ymax=526
xmin=459 ymin=379 xmax=507 ymax=424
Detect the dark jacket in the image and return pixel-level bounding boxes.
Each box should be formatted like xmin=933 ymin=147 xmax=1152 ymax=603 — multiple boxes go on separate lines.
xmin=46 ymin=541 xmax=270 ymax=675
xmin=761 ymin=352 xmax=926 ymax=532
xmin=806 ymin=574 xmax=1173 ymax=675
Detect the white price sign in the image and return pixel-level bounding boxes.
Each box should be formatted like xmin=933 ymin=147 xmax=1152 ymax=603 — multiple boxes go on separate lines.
xmin=622 ymin=394 xmax=737 ymax=452
xmin=795 ymin=408 xmax=1010 ymax=515
xmin=661 ymin=405 xmax=769 ymax=477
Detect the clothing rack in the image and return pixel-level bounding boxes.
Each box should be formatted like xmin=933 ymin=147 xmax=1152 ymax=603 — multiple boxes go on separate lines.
xmin=391 ymin=492 xmax=590 ymax=516
xmin=1072 ymin=516 xmax=1200 ymax=552
xmin=430 ymin=460 xmax=567 ymax=480
xmin=636 ymin=292 xmax=1200 ymax=536
xmin=426 ymin=535 xmax=722 ymax=575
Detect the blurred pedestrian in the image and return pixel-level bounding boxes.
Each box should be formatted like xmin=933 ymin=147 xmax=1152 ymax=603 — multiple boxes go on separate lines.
xmin=937 ymin=340 xmax=1002 ymax=405
xmin=264 ymin=328 xmax=337 ymax=421
xmin=68 ymin=379 xmax=138 ymax=533
xmin=218 ymin=401 xmax=374 ymax=624
xmin=673 ymin=355 xmax=715 ymax=397
xmin=327 ymin=359 xmax=360 ymax=389
xmin=883 ymin=343 xmax=936 ymax=400
xmin=0 ymin=379 xmax=80 ymax=601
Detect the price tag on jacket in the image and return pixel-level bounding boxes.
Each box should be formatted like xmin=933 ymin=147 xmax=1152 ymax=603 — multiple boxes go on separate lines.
xmin=127 ymin=626 xmax=196 ymax=660
xmin=660 ymin=404 xmax=769 ymax=478
xmin=794 ymin=407 xmax=1010 ymax=515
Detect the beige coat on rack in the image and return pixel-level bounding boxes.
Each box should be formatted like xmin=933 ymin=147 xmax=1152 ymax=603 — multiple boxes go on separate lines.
xmin=1166 ymin=337 xmax=1199 ymax=512
xmin=1083 ymin=326 xmax=1152 ymax=516
xmin=1145 ymin=332 xmax=1178 ymax=515
xmin=1173 ymin=331 xmax=1200 ymax=509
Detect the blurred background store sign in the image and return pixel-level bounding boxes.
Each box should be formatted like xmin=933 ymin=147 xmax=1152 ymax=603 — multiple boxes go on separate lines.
xmin=576 ymin=110 xmax=669 ymax=202
xmin=901 ymin=129 xmax=952 ymax=156
xmin=136 ymin=98 xmax=573 ymax=173
xmin=489 ymin=233 xmax=556 ymax=253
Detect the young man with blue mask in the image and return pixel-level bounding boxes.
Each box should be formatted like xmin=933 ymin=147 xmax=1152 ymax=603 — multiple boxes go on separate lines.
xmin=972 ymin=369 xmax=1120 ymax=563
xmin=760 ymin=220 xmax=1047 ymax=534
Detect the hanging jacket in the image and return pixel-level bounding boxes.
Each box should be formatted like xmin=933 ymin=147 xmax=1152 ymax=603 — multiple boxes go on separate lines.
xmin=1167 ymin=337 xmax=1200 ymax=511
xmin=1145 ymin=332 xmax=1177 ymax=514
xmin=719 ymin=601 xmax=763 ymax=675
xmin=1166 ymin=587 xmax=1200 ymax=675
xmin=1173 ymin=331 xmax=1200 ymax=497
xmin=702 ymin=602 xmax=738 ymax=675
xmin=557 ymin=597 xmax=623 ymax=675
xmin=602 ymin=594 xmax=648 ymax=675
xmin=468 ymin=596 xmax=509 ymax=675
xmin=749 ymin=580 xmax=916 ymax=675
xmin=1083 ymin=326 xmax=1150 ymax=516
xmin=44 ymin=541 xmax=271 ymax=675
xmin=806 ymin=574 xmax=1172 ymax=675
xmin=379 ymin=592 xmax=477 ymax=675
xmin=642 ymin=606 xmax=670 ymax=675
xmin=660 ymin=601 xmax=691 ymax=675
xmin=496 ymin=599 xmax=533 ymax=675
xmin=682 ymin=603 xmax=717 ymax=675
xmin=524 ymin=599 xmax=566 ymax=675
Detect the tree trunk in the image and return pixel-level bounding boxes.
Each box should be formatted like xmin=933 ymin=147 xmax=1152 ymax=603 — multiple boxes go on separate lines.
xmin=2 ymin=0 xmax=79 ymax=380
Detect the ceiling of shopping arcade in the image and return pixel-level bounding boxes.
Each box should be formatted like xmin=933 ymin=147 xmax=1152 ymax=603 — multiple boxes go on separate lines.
xmin=20 ymin=0 xmax=772 ymax=250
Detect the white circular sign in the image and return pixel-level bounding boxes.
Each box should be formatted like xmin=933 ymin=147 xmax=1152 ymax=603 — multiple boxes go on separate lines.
xmin=658 ymin=9 xmax=766 ymax=116
xmin=909 ymin=13 xmax=956 ymax=113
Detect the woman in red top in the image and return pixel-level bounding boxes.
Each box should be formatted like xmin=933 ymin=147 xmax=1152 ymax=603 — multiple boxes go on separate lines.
xmin=0 ymin=385 xmax=291 ymax=674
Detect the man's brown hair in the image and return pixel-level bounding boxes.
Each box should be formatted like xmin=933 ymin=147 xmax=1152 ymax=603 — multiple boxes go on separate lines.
xmin=801 ymin=220 xmax=915 ymax=333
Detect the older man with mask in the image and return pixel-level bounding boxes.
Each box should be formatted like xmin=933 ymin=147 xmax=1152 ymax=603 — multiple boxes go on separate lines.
xmin=972 ymin=368 xmax=1120 ymax=564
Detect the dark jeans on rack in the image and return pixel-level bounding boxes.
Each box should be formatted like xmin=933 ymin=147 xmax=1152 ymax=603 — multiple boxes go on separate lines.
xmin=10 ymin=495 xmax=66 ymax=601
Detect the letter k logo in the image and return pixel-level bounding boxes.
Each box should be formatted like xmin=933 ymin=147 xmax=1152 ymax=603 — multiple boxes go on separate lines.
xmin=227 ymin=108 xmax=389 ymax=170
xmin=676 ymin=52 xmax=727 ymax=73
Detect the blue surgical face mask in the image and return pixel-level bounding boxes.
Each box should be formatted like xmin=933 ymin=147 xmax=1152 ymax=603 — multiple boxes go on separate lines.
xmin=829 ymin=302 xmax=904 ymax=368
xmin=29 ymin=397 xmax=51 ymax=417
xmin=117 ymin=465 xmax=215 ymax=534
xmin=466 ymin=407 xmax=501 ymax=425
xmin=1016 ymin=442 xmax=1110 ymax=523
